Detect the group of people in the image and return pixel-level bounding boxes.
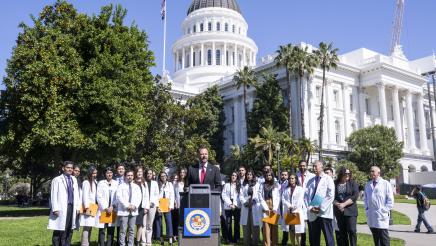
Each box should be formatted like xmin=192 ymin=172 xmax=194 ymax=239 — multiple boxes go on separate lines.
xmin=48 ymin=145 xmax=403 ymax=246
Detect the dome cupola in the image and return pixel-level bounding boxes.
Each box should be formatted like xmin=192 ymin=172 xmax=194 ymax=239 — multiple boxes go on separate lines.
xmin=187 ymin=0 xmax=241 ymax=15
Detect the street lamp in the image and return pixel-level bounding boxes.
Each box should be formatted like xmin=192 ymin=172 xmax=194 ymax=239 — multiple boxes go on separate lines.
xmin=276 ymin=143 xmax=281 ymax=179
xmin=369 ymin=147 xmax=377 ymax=165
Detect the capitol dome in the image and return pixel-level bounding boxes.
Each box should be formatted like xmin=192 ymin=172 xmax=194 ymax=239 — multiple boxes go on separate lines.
xmin=171 ymin=0 xmax=257 ymax=98
xmin=187 ymin=0 xmax=241 ymax=15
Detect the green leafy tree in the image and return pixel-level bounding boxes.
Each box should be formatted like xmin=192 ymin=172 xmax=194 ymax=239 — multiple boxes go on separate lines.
xmin=275 ymin=44 xmax=296 ymax=137
xmin=249 ymin=125 xmax=285 ymax=169
xmin=291 ymin=46 xmax=318 ymax=138
xmin=186 ymin=85 xmax=225 ymax=164
xmin=247 ymin=73 xmax=288 ymax=138
xmin=233 ymin=66 xmax=256 ymax=142
xmin=314 ymin=42 xmax=339 ymax=160
xmin=346 ymin=125 xmax=404 ymax=179
xmin=335 ymin=160 xmax=368 ymax=187
xmin=0 ymin=1 xmax=155 ymax=197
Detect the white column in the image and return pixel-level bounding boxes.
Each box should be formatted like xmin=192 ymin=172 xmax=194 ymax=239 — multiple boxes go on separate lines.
xmin=310 ymin=81 xmax=318 ymax=141
xmin=417 ymin=93 xmax=429 ymax=154
xmin=235 ymin=44 xmax=238 ymax=67
xmin=190 ymin=45 xmax=194 ymax=67
xmin=406 ymin=91 xmax=416 ymax=152
xmin=223 ymin=43 xmax=227 ymax=66
xmin=392 ymin=86 xmax=402 ymax=141
xmin=377 ymin=83 xmax=388 ymax=125
xmin=342 ymin=84 xmax=350 ymax=141
xmin=243 ymin=47 xmax=246 ymax=67
xmin=233 ymin=96 xmax=240 ymax=145
xmin=212 ymin=42 xmax=216 ymax=65
xmin=201 ymin=43 xmax=204 ymax=66
xmin=326 ymin=83 xmax=335 ymax=146
xmin=359 ymin=88 xmax=367 ymax=128
xmin=182 ymin=47 xmax=185 ymax=69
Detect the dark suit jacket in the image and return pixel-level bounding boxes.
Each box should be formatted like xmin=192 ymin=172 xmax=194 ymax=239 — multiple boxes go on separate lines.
xmin=187 ymin=163 xmax=222 ymax=191
xmin=334 ymin=180 xmax=359 ymax=217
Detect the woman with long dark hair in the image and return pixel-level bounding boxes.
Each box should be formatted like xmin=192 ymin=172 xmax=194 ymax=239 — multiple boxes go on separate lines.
xmin=156 ymin=171 xmax=174 ymax=245
xmin=80 ymin=166 xmax=98 ymax=246
xmin=171 ymin=167 xmax=187 ymax=242
xmin=239 ymin=169 xmax=261 ymax=246
xmin=259 ymin=170 xmax=280 ymax=246
xmin=333 ymin=167 xmax=359 ymax=246
xmin=134 ymin=165 xmax=150 ymax=245
xmin=282 ymin=173 xmax=305 ymax=246
xmin=222 ymin=171 xmax=242 ymax=243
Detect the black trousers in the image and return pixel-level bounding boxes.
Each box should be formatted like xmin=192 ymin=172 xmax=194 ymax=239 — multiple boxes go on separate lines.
xmin=282 ymin=229 xmax=289 ymax=246
xmin=220 ymin=214 xmax=229 ymax=242
xmin=336 ymin=214 xmax=357 ymax=246
xmin=171 ymin=208 xmax=179 ymax=238
xmin=308 ymin=217 xmax=334 ymax=246
xmin=225 ymin=208 xmax=241 ymax=243
xmin=370 ymin=227 xmax=390 ymax=246
xmin=52 ymin=204 xmax=74 ymax=246
xmin=98 ymin=224 xmax=115 ymax=246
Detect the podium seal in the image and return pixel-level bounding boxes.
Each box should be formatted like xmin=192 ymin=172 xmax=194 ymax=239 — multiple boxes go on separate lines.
xmin=183 ymin=208 xmax=211 ymax=237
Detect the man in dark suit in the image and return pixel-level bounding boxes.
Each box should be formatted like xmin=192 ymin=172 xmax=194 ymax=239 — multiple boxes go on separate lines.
xmin=187 ymin=145 xmax=222 ymax=191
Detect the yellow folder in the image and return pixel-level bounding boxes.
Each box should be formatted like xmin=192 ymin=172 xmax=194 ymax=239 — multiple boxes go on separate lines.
xmin=284 ymin=212 xmax=301 ymax=225
xmin=99 ymin=211 xmax=117 ymax=224
xmin=79 ymin=203 xmax=99 ymax=217
xmin=159 ymin=198 xmax=170 ymax=213
xmin=262 ymin=211 xmax=280 ymax=225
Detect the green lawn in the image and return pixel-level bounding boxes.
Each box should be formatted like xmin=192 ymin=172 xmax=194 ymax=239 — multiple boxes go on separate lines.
xmin=357 ymin=204 xmax=411 ymax=225
xmin=395 ymin=198 xmax=436 ymax=205
xmin=0 ymin=206 xmax=406 ymax=246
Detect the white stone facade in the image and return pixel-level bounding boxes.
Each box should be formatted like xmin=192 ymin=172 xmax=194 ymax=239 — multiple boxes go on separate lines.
xmin=169 ymin=1 xmax=436 ymax=184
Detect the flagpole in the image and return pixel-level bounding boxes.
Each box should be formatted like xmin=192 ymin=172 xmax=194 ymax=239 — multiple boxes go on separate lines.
xmin=162 ymin=0 xmax=167 ymax=74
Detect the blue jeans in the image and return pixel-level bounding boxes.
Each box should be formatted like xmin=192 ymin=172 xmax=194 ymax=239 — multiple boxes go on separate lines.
xmin=416 ymin=207 xmax=433 ymax=231
xmin=155 ymin=211 xmax=173 ymax=239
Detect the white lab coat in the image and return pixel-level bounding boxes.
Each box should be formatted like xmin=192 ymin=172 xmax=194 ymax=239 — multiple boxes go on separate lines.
xmin=80 ymin=180 xmax=99 ymax=227
xmin=305 ymin=173 xmax=335 ymax=222
xmin=364 ymin=177 xmax=394 ymax=229
xmin=147 ymin=180 xmax=160 ymax=208
xmin=222 ymin=183 xmax=241 ymax=210
xmin=281 ymin=185 xmax=305 ymax=233
xmin=116 ymin=182 xmax=142 ymax=216
xmin=258 ymin=183 xmax=280 ymax=219
xmin=96 ymin=180 xmax=118 ymax=228
xmin=137 ymin=182 xmax=150 ymax=210
xmin=158 ymin=181 xmax=175 ymax=210
xmin=239 ymin=182 xmax=262 ymax=226
xmin=47 ymin=174 xmax=80 ymax=231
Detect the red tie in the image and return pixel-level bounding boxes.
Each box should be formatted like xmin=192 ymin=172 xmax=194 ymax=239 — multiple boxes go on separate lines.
xmin=200 ymin=165 xmax=206 ymax=184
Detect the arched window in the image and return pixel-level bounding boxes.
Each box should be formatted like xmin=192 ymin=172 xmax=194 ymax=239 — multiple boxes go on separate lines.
xmin=232 ymin=25 xmax=235 ymax=33
xmin=225 ymin=23 xmax=229 ymax=32
xmin=421 ymin=166 xmax=429 ymax=172
xmin=216 ymin=22 xmax=221 ymax=31
xmin=216 ymin=50 xmax=221 ymax=65
xmin=193 ymin=25 xmax=197 ymax=33
xmin=193 ymin=52 xmax=196 ymax=66
xmin=335 ymin=120 xmax=341 ymax=144
xmin=408 ymin=164 xmax=416 ymax=172
xmin=208 ymin=22 xmax=212 ymax=31
xmin=207 ymin=50 xmax=212 ymax=65
xmin=200 ymin=23 xmax=204 ymax=32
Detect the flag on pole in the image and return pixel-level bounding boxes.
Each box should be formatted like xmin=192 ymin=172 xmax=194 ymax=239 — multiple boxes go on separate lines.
xmin=161 ymin=0 xmax=166 ymax=20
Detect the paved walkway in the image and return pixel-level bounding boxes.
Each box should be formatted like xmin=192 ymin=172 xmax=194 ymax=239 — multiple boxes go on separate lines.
xmin=357 ymin=203 xmax=436 ymax=246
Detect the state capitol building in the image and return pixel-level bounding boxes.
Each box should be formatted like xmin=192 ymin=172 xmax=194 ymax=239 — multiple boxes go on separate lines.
xmin=163 ymin=0 xmax=436 ymax=185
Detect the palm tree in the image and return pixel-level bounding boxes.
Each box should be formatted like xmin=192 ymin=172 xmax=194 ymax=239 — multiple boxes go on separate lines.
xmin=291 ymin=46 xmax=318 ymax=139
xmin=313 ymin=42 xmax=339 ymax=160
xmin=275 ymin=44 xmax=295 ymax=138
xmin=234 ymin=66 xmax=256 ymax=143
xmin=249 ymin=125 xmax=284 ymax=167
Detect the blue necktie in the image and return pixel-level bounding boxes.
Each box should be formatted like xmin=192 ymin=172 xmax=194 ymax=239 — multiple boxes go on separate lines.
xmin=312 ymin=176 xmax=321 ymax=200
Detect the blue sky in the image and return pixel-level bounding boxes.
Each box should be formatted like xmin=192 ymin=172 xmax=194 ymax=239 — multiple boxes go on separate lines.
xmin=1 ymin=0 xmax=435 ymax=83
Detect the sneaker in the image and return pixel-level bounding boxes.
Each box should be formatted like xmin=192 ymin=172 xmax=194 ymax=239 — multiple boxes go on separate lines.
xmin=414 ymin=229 xmax=420 ymax=233
xmin=427 ymin=230 xmax=434 ymax=234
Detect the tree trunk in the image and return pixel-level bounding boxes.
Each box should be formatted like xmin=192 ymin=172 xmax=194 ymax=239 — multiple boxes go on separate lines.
xmin=318 ymin=66 xmax=326 ymax=160
xmin=299 ymin=75 xmax=305 ymax=139
xmin=287 ymin=70 xmax=293 ymax=138
xmin=243 ymin=85 xmax=249 ymax=143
